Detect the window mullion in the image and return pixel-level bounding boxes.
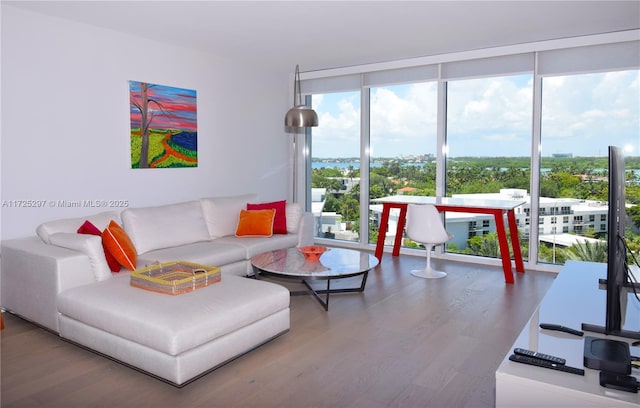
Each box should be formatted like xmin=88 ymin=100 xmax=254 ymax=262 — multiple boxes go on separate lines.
xmin=436 ymin=73 xmax=447 ymax=197
xmin=360 ymin=83 xmax=371 ymax=247
xmin=528 ymin=53 xmax=543 ymax=267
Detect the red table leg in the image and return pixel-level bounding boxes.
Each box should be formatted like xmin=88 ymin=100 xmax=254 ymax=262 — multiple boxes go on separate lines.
xmin=375 ymin=204 xmax=391 ymax=261
xmin=507 ymin=209 xmax=525 ymax=273
xmin=375 ymin=203 xmax=409 ymax=260
xmin=392 ymin=204 xmax=408 ymax=256
xmin=493 ymin=211 xmax=515 ymax=284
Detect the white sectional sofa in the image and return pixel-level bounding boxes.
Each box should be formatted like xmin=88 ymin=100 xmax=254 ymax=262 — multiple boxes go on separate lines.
xmin=1 ymin=194 xmax=314 ymax=386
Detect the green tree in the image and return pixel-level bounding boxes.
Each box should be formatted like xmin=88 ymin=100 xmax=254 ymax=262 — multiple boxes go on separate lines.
xmin=537 ymin=243 xmax=567 ymax=264
xmin=463 ymin=233 xmax=499 ymax=258
xmin=312 ymin=173 xmax=343 ymax=192
xmin=370 ymin=172 xmax=394 ymax=196
xmin=583 ymin=227 xmax=599 ymax=239
xmin=323 ymin=194 xmax=341 ymax=212
xmin=628 ymin=205 xmax=640 ymax=230
xmin=369 ymin=184 xmax=386 ymax=200
xmin=565 ymin=240 xmax=608 ymax=263
xmin=341 ymin=197 xmax=359 ymax=222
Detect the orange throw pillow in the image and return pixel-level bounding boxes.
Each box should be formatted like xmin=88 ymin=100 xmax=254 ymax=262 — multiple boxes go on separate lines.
xmin=103 ymin=220 xmax=137 ymax=270
xmin=77 ymin=220 xmax=121 ymax=272
xmin=235 ymin=209 xmax=276 ymax=237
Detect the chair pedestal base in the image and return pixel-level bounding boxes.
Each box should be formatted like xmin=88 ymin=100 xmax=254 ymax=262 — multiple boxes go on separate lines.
xmin=411 ymin=244 xmax=447 ymax=279
xmin=410 ymin=268 xmax=447 ymax=279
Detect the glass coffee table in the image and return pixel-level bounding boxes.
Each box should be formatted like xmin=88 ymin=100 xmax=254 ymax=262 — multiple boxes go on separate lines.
xmin=250 ymin=247 xmax=379 ymax=310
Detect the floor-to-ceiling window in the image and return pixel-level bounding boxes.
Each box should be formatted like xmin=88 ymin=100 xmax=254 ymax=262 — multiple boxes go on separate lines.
xmin=368 ymin=82 xmax=438 ymax=246
xmin=538 ymin=69 xmax=640 ymax=265
xmin=310 ymin=91 xmax=361 ymax=242
xmin=301 ymin=37 xmax=639 ymax=270
xmin=445 ymin=74 xmax=533 ymax=260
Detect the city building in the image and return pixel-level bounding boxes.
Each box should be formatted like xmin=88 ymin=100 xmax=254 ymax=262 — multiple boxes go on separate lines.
xmin=315 ymin=187 xmax=610 ymax=251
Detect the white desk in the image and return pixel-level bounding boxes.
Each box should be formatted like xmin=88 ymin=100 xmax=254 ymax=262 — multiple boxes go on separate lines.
xmin=496 ymin=261 xmax=640 ymax=407
xmin=372 ymin=195 xmax=526 ymax=283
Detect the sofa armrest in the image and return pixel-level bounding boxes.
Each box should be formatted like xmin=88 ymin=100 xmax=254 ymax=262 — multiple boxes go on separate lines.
xmin=1 ymin=237 xmax=96 ymax=332
xmin=296 ymin=212 xmax=314 ymax=247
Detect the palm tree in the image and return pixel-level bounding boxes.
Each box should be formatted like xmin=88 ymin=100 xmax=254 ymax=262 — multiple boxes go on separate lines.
xmin=566 ymin=240 xmax=608 ymax=263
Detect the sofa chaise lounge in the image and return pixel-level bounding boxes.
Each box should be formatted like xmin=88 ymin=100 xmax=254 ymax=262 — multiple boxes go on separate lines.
xmin=1 ymin=194 xmax=314 ymax=386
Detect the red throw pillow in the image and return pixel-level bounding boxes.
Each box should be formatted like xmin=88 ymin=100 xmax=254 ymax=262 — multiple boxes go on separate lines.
xmin=77 ymin=220 xmax=121 ymax=272
xmin=247 ymin=200 xmax=287 ymax=234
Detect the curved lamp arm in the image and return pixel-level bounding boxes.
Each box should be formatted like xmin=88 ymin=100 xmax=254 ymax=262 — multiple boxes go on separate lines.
xmin=284 ymin=65 xmax=318 ymax=128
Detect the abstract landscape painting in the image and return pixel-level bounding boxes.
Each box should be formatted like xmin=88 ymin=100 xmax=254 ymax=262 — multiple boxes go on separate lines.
xmin=129 ymin=81 xmax=198 ymax=168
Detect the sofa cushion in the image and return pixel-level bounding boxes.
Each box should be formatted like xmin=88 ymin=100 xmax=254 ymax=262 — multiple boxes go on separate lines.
xmin=49 ymin=233 xmax=112 ymax=281
xmin=103 ymin=220 xmax=138 ymax=271
xmin=121 ymin=201 xmax=210 ymax=254
xmin=36 ymin=211 xmax=120 ymax=244
xmin=235 ymin=209 xmax=276 ymax=237
xmin=200 ymin=194 xmax=258 ymax=238
xmin=214 ymin=234 xmax=299 ymax=259
xmin=247 ymin=200 xmax=287 ymax=234
xmin=57 ymin=274 xmax=289 ymax=356
xmin=285 ymin=202 xmax=303 ymax=234
xmin=136 ymin=241 xmax=247 ymax=268
xmin=77 ymin=220 xmax=121 ymax=272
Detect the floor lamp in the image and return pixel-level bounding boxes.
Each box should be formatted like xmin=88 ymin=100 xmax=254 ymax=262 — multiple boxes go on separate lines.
xmin=284 ymin=65 xmax=318 ymax=203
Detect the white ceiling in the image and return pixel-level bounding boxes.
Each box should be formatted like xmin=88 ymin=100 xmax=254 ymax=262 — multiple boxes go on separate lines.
xmin=6 ymin=1 xmax=640 ymax=74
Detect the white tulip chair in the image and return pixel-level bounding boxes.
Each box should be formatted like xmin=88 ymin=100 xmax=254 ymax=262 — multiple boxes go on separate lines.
xmin=406 ymin=204 xmax=453 ymax=279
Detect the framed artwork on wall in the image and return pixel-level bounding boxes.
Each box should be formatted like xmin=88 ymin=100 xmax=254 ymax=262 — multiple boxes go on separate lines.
xmin=129 ymin=81 xmax=198 ymax=169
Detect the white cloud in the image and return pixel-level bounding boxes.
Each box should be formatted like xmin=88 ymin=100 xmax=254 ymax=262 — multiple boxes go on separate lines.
xmin=541 ymin=70 xmax=639 ymax=156
xmin=485 ymin=133 xmax=520 ymax=142
xmin=370 ymin=83 xmax=437 ymax=139
xmin=312 ymin=92 xmax=360 ymax=157
xmin=311 ymin=70 xmax=638 ymax=158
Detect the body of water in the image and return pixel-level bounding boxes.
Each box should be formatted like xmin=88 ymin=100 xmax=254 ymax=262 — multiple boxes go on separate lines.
xmin=312 ymin=161 xmax=431 ymax=169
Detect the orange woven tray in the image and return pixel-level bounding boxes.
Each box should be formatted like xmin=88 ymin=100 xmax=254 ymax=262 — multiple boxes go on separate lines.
xmin=130 ymin=261 xmax=221 ymax=295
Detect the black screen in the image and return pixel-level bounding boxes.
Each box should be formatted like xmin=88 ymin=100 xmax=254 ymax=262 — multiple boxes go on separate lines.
xmin=582 ymin=145 xmax=640 ymax=340
xmin=606 ymin=145 xmax=626 ymax=333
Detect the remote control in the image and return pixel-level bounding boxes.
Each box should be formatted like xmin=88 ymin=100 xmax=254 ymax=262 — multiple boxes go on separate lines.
xmin=509 ymin=354 xmax=585 ymax=375
xmin=539 ymin=323 xmax=584 ymax=337
xmin=514 ymin=348 xmax=566 ymax=365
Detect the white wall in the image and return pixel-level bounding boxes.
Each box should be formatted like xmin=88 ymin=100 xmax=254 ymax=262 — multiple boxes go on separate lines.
xmin=1 ymin=5 xmax=291 ymax=239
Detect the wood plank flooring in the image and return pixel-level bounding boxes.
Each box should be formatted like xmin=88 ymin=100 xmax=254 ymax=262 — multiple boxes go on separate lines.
xmin=0 ymin=253 xmax=556 ymax=408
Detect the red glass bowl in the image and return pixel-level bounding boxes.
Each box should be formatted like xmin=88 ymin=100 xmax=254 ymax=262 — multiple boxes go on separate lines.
xmin=298 ymin=245 xmax=329 ymax=262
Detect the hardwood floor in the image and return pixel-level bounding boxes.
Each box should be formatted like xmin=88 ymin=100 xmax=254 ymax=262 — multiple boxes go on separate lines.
xmin=0 ymin=253 xmax=556 ymax=408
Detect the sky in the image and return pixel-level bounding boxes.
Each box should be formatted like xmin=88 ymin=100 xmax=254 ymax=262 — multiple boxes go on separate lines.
xmin=129 ymin=81 xmax=198 ymax=132
xmin=310 ymin=70 xmax=639 ymax=159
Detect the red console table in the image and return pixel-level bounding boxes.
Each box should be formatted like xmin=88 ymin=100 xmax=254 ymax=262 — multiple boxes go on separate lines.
xmin=372 ymin=195 xmax=526 ymax=284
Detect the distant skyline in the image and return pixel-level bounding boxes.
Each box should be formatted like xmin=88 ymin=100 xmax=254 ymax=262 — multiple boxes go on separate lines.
xmin=311 ymin=70 xmax=639 ymax=158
